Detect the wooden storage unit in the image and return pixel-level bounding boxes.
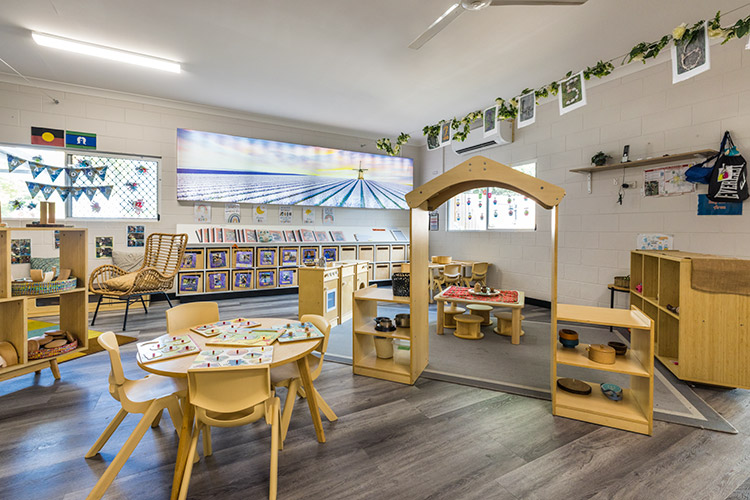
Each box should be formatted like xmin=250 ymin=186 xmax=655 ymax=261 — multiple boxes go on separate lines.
xmin=280 ymin=247 xmax=298 ymax=266
xmin=553 ymin=304 xmax=654 ymax=435
xmin=0 ymin=228 xmax=88 ymax=383
xmin=339 ymin=263 xmax=355 ymax=322
xmin=301 ymin=246 xmax=319 ymax=263
xmin=391 ymin=245 xmax=406 ymax=262
xmin=358 ymin=245 xmax=374 ymax=262
xmin=340 ymin=246 xmax=357 ymax=261
xmin=181 ymin=248 xmax=204 ymax=269
xmin=630 ymin=250 xmax=750 ymax=389
xmin=207 ymin=247 xmax=230 ymax=269
xmin=206 ymin=270 xmax=229 ymax=292
xmin=375 ymin=245 xmax=390 ymax=262
xmin=355 ymin=262 xmax=368 ymax=291
xmin=298 ymin=266 xmax=341 ymax=326
xmin=256 ymin=247 xmax=278 ymax=267
xmin=374 ymin=263 xmax=390 ymax=280
xmin=391 ymin=263 xmax=403 ymax=274
xmin=322 ymin=246 xmax=338 ymax=262
xmin=256 ymin=269 xmax=276 ymax=289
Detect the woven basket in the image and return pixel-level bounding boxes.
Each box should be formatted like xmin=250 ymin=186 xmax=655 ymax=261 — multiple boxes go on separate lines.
xmin=614 ymin=276 xmax=630 ymax=288
xmin=28 ymin=339 xmax=78 ymax=360
xmin=12 ymin=278 xmax=77 ymax=296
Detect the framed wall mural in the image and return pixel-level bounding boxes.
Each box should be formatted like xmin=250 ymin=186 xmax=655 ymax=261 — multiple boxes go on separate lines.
xmin=176 ymin=129 xmax=413 ymax=209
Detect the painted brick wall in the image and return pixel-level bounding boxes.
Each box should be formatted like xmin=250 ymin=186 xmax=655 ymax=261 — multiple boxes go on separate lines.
xmin=422 ymin=39 xmax=750 ymax=307
xmin=0 ymin=78 xmax=415 ymax=276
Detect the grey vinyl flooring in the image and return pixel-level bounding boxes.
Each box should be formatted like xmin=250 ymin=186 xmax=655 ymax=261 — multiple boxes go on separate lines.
xmin=1 ymin=294 xmax=750 ymax=500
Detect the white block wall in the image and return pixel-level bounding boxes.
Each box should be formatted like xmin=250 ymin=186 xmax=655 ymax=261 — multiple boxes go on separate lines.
xmin=0 ymin=78 xmax=415 ymax=276
xmin=422 ymin=39 xmax=750 ymax=307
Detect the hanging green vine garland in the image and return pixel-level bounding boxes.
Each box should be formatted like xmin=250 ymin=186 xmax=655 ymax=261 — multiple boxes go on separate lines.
xmin=376 ymin=10 xmax=750 ymax=156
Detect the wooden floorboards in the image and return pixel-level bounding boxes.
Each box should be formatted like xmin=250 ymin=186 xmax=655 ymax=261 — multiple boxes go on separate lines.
xmin=0 ymin=295 xmax=749 ymax=499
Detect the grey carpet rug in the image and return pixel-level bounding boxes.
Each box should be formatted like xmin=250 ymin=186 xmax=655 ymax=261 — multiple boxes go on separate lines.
xmin=327 ymin=300 xmax=737 ymax=434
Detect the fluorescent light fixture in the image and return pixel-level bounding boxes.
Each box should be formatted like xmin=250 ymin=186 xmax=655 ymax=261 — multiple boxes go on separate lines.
xmin=32 ymin=32 xmax=181 ymax=73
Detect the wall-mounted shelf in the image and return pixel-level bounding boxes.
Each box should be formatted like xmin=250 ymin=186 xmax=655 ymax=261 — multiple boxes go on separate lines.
xmin=571 ymin=150 xmax=717 ymax=194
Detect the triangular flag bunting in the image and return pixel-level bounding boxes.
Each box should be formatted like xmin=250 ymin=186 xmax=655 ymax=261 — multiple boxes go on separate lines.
xmin=98 ymin=185 xmax=113 ymax=199
xmin=95 ymin=166 xmax=108 ymax=181
xmin=84 ymin=168 xmax=96 ymax=181
xmin=84 ymin=187 xmax=97 ymax=200
xmin=56 ymin=186 xmax=71 ymax=202
xmin=70 ymin=187 xmax=85 ymax=200
xmin=26 ymin=181 xmax=41 ymax=198
xmin=29 ymin=162 xmax=46 ymax=178
xmin=6 ymin=154 xmax=25 ymax=172
xmin=41 ymin=184 xmax=55 ymax=200
xmin=67 ymin=168 xmax=82 ymax=182
xmin=46 ymin=166 xmax=64 ymax=182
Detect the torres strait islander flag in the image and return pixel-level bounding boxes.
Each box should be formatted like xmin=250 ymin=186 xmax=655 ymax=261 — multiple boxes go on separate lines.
xmin=31 ymin=127 xmax=64 ymax=147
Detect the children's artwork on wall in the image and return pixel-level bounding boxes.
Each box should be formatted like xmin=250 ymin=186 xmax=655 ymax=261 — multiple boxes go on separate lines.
xmin=179 ymin=273 xmax=202 ymax=293
xmin=235 ymin=250 xmax=254 ymax=268
xmin=672 ymin=21 xmax=710 ymax=84
xmin=284 ymin=230 xmax=297 ymax=242
xmin=279 ymin=268 xmax=296 ymax=286
xmin=559 ymin=71 xmax=586 ymax=115
xmin=269 ymin=230 xmax=285 ymax=242
xmin=302 ymin=248 xmax=318 ymax=263
xmin=10 ymin=238 xmax=31 ymax=264
xmin=258 ymin=248 xmax=277 ymax=267
xmin=314 ymin=231 xmax=330 ymax=242
xmin=517 ymin=92 xmax=536 ymax=129
xmin=254 ymin=205 xmax=267 ymax=223
xmin=208 ymin=249 xmax=228 ymax=268
xmin=281 ymin=248 xmax=298 ymax=265
xmin=207 ymin=271 xmax=228 ymax=292
xmin=637 ymin=233 xmax=673 ymax=250
xmin=127 ymin=225 xmax=145 ymax=247
xmin=303 ymin=207 xmax=315 ymax=224
xmin=256 ymin=230 xmax=273 ymax=243
xmin=194 ymin=203 xmax=211 ymax=223
xmin=323 ymin=247 xmax=337 ymax=262
xmin=643 ymin=165 xmax=694 ymax=197
xmin=233 ymin=270 xmax=253 ymax=289
xmin=697 ymin=194 xmax=743 ymax=215
xmin=95 ymin=236 xmax=112 ymax=258
xmin=329 ymin=230 xmax=345 ymax=242
xmin=257 ymin=269 xmax=276 ymax=288
xmin=279 ymin=205 xmax=293 ymax=224
xmin=322 ymin=207 xmax=334 ymax=225
xmin=299 ymin=229 xmax=316 ymax=242
xmin=224 ymin=203 xmax=241 ymax=223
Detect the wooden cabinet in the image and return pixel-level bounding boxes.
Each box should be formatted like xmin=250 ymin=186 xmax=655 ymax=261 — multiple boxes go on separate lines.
xmin=552 ymin=304 xmax=654 ymax=435
xmin=630 ymin=250 xmax=750 ymax=389
xmin=339 ymin=263 xmax=355 ymax=322
xmin=0 ymin=228 xmax=88 ymax=383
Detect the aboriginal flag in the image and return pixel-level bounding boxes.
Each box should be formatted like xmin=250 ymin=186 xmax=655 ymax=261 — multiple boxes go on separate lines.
xmin=31 ymin=127 xmax=64 ymax=147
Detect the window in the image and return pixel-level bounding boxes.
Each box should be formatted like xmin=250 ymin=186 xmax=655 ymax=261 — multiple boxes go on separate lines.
xmin=448 ymin=162 xmax=536 ymax=231
xmin=1 ymin=144 xmax=158 ymax=220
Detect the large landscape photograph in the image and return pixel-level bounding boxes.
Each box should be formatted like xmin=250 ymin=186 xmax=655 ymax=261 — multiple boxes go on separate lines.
xmin=176 ymin=129 xmax=413 ymax=209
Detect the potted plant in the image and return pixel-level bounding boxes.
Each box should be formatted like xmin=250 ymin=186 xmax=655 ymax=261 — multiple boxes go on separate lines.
xmin=591 ymin=151 xmax=612 ymax=166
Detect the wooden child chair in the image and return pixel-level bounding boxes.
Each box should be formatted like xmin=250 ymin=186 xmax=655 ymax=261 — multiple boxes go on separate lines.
xmin=166 ymin=301 xmax=220 ymax=333
xmin=271 ymin=314 xmax=337 ymax=443
xmin=179 ymin=365 xmax=281 ymax=500
xmin=85 ymin=331 xmax=186 ymax=500
xmin=462 ymin=262 xmax=489 ymax=287
xmin=436 ymin=263 xmax=462 ymax=290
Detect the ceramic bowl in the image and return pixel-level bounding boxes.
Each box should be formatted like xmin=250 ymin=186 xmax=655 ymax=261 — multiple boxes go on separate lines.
xmin=607 ymin=341 xmax=628 ymax=356
xmin=559 ymin=337 xmax=579 ymax=348
xmin=558 ymin=329 xmax=579 ymax=341
xmin=601 ymin=383 xmax=623 ymax=401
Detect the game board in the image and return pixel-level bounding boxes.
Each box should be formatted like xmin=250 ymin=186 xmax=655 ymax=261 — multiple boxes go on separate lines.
xmin=137 ymin=334 xmax=200 ymax=363
xmin=190 ymin=346 xmax=274 ymax=369
xmin=273 ymin=322 xmax=325 ymax=343
xmin=190 ymin=318 xmax=262 ymax=337
xmin=205 ymin=329 xmax=282 ymax=347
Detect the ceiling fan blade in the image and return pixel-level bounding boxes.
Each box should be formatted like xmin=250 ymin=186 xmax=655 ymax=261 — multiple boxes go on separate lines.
xmin=409 ymin=3 xmax=464 ymax=50
xmin=488 ymin=0 xmax=587 ymax=5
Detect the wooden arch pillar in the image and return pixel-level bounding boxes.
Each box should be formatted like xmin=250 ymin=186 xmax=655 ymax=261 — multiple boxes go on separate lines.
xmin=404 ymin=155 xmax=565 ymax=379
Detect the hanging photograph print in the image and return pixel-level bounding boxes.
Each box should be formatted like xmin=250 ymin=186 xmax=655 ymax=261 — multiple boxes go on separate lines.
xmin=483 ymin=105 xmax=498 ymax=138
xmin=517 ymin=92 xmax=536 ymax=129
xmin=439 ymin=121 xmax=452 ymax=147
xmin=559 ymin=71 xmax=587 ymax=115
xmin=426 ymin=132 xmax=440 ymax=151
xmin=672 ymin=22 xmax=710 ymax=84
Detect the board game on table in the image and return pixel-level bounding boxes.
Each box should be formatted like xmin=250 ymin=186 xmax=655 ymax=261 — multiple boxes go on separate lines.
xmin=137 ymin=334 xmax=201 ymax=363
xmin=190 ymin=318 xmax=262 ymax=337
xmin=272 ymin=321 xmax=325 ymax=343
xmin=190 ymin=346 xmax=274 ymax=369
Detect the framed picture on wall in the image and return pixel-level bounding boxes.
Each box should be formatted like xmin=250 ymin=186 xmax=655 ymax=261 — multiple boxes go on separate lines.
xmin=232 ymin=270 xmax=254 ymax=290
xmin=207 ymin=271 xmax=229 ymax=292
xmin=281 ymin=247 xmax=298 ymax=266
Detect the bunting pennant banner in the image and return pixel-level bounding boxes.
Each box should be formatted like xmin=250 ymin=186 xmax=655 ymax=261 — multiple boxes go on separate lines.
xmin=70 ymin=187 xmax=85 ymax=200
xmin=6 ymin=154 xmax=24 ymax=172
xmin=55 ymin=186 xmax=71 ymax=202
xmin=46 ymin=166 xmax=64 ymax=182
xmin=95 ymin=166 xmax=108 ymax=181
xmin=67 ymin=168 xmax=82 ymax=182
xmin=41 ymin=184 xmax=56 ymax=200
xmin=84 ymin=187 xmax=97 ymax=200
xmin=84 ymin=168 xmax=97 ymax=181
xmin=26 ymin=181 xmax=41 ymax=197
xmin=29 ymin=162 xmax=46 ymax=178
xmin=98 ymin=185 xmax=113 ymax=199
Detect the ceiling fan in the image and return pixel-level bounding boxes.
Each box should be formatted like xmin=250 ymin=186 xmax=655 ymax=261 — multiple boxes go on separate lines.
xmin=409 ymin=0 xmax=588 ymax=50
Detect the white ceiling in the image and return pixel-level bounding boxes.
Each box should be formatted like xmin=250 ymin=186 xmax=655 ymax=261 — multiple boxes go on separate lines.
xmin=0 ymin=0 xmax=747 ymax=139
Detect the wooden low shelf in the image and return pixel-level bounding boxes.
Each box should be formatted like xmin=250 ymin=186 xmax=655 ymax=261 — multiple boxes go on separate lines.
xmin=352 ymin=286 xmax=409 ymax=304
xmin=353 ymin=323 xmax=411 ymax=341
xmin=353 ymin=352 xmax=412 ymax=385
xmin=555 ymin=345 xmax=650 ymax=377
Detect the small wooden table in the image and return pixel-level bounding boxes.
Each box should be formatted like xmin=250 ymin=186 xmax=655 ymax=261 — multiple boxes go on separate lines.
xmin=434 ymin=287 xmax=525 ymax=344
xmin=607 ymin=283 xmax=630 ymax=331
xmin=136 ymin=317 xmax=324 ymax=500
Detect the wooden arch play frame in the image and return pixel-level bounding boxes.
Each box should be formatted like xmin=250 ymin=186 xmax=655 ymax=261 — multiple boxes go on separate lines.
xmin=403 ymin=154 xmax=565 ymax=382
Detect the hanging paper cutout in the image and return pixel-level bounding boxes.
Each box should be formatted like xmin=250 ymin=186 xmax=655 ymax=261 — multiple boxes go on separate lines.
xmin=70 ymin=187 xmax=85 ymax=200
xmin=27 ymin=201 xmax=37 ymax=210
xmin=99 ymin=185 xmax=113 ymax=199
xmin=136 ymin=165 xmax=148 ymax=174
xmin=26 ymin=181 xmax=41 ymax=197
xmin=41 ymin=184 xmax=55 ymax=200
xmin=46 ymin=166 xmax=64 ymax=182
xmin=55 ymin=186 xmax=71 ymax=202
xmin=126 ymin=181 xmax=138 ymax=191
xmin=6 ymin=154 xmax=24 ymax=172
xmin=76 ymin=159 xmax=92 ymax=169
xmin=91 ymin=202 xmax=101 ymax=212
xmin=10 ymin=200 xmax=24 ymax=210
xmin=132 ymin=199 xmax=144 ymax=214
xmin=85 ymin=187 xmax=97 ymax=200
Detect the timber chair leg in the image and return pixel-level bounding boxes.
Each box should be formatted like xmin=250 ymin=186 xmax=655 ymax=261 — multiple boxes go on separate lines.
xmin=315 ymin=388 xmax=338 ymax=422
xmin=91 ymin=295 xmax=104 ymax=326
xmin=280 ymin=379 xmax=300 ymax=442
xmin=140 ymin=295 xmax=148 ymax=314
xmin=151 ymin=409 xmax=164 ymax=428
xmin=85 ymin=408 xmax=128 ymax=458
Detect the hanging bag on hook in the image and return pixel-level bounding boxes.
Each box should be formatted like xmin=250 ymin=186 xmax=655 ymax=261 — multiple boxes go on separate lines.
xmin=707 ymin=131 xmax=748 ymax=203
xmin=685 ymin=131 xmax=729 ymax=184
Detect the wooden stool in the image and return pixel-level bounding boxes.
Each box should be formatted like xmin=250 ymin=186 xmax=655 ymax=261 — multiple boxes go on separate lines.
xmin=443 ymin=306 xmax=466 ymax=329
xmin=454 ymin=314 xmax=484 ymax=340
xmin=467 ymin=304 xmax=493 ymax=326
xmin=493 ymin=311 xmax=525 ymax=337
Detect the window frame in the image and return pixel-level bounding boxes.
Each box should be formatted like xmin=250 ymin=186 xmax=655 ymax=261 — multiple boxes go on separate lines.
xmin=446 ymin=161 xmax=537 ymax=233
xmin=1 ymin=142 xmax=160 ymax=221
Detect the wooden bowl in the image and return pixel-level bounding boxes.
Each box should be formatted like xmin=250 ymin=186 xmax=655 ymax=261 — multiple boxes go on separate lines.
xmin=558 ymin=329 xmax=578 ymax=340
xmin=607 ymin=341 xmax=628 ymax=356
xmin=587 ymin=344 xmax=616 ymax=364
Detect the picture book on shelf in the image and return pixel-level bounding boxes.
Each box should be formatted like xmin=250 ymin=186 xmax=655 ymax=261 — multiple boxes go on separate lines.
xmin=269 ymin=230 xmax=285 ymax=242
xmin=244 ymin=229 xmax=257 ymax=242
xmin=329 ymin=230 xmax=346 ymax=242
xmin=284 ymin=230 xmax=297 ymax=242
xmin=314 ymin=231 xmax=330 ymax=242
xmin=391 ymin=229 xmax=407 ymax=241
xmin=299 ymin=229 xmax=316 ymax=242
xmin=223 ymin=228 xmax=237 ymax=243
xmin=190 ymin=346 xmax=274 ymax=369
xmin=256 ymin=230 xmax=273 ymax=243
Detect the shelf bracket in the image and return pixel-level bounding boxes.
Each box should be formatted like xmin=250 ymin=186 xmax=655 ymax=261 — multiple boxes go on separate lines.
xmin=586 ymin=173 xmax=592 ymax=194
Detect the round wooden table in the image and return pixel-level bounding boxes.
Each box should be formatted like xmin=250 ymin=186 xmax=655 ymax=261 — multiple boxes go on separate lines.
xmin=137 ymin=318 xmax=325 ymax=500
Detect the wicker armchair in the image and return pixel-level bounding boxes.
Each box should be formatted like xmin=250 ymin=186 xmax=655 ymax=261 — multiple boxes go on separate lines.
xmin=90 ymin=233 xmax=188 ymax=330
